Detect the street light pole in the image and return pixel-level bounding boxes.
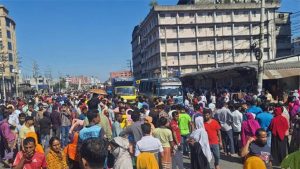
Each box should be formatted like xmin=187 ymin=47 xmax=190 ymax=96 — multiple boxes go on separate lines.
xmin=257 ymin=0 xmax=265 ymax=94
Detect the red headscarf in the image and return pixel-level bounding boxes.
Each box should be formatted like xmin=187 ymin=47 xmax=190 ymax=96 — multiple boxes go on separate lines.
xmin=269 ymin=107 xmax=289 ymax=141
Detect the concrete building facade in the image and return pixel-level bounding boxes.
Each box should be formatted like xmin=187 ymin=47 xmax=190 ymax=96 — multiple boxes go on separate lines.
xmin=292 ymin=37 xmax=300 ymax=55
xmin=0 ymin=5 xmax=19 ymax=98
xmin=132 ymin=1 xmax=291 ymax=79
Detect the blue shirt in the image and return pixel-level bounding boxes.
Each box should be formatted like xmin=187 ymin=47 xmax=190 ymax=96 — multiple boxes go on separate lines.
xmin=79 ymin=125 xmax=103 ymax=142
xmin=256 ymin=112 xmax=273 ymax=131
xmin=246 ymin=106 xmax=263 ymax=115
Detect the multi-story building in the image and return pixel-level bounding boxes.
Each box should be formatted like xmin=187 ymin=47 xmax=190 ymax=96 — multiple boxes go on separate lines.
xmin=292 ymin=37 xmax=300 ymax=55
xmin=110 ymin=70 xmax=132 ymax=79
xmin=0 ymin=5 xmax=19 ymax=98
xmin=132 ymin=1 xmax=291 ymax=79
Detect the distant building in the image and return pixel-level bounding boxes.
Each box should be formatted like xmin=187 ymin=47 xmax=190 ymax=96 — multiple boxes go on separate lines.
xmin=0 ymin=5 xmax=19 ymax=98
xmin=110 ymin=70 xmax=132 ymax=79
xmin=66 ymin=76 xmax=92 ymax=85
xmin=132 ymin=1 xmax=291 ymax=79
xmin=292 ymin=37 xmax=300 ymax=55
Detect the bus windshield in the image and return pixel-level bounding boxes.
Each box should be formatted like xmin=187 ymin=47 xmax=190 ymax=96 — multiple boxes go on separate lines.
xmin=159 ymin=86 xmax=182 ymax=96
xmin=115 ymin=87 xmax=135 ymax=96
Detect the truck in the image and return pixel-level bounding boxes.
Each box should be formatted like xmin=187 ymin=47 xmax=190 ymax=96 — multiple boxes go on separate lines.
xmin=112 ymin=77 xmax=137 ymax=102
xmin=138 ymin=78 xmax=183 ymax=104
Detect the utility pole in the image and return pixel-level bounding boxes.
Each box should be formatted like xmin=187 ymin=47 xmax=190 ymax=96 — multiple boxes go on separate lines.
xmin=58 ymin=71 xmax=61 ymax=93
xmin=15 ymin=53 xmax=21 ymax=97
xmin=0 ymin=49 xmax=8 ymax=100
xmin=32 ymin=61 xmax=39 ymax=92
xmin=127 ymin=59 xmax=133 ymax=73
xmin=45 ymin=66 xmax=52 ymax=93
xmin=164 ymin=27 xmax=168 ymax=77
xmin=257 ymin=0 xmax=265 ymax=94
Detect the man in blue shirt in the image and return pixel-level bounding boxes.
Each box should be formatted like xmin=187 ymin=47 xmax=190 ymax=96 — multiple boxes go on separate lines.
xmin=246 ymin=99 xmax=263 ymax=118
xmin=256 ymin=104 xmax=273 ymax=147
xmin=79 ymin=109 xmax=105 ymax=142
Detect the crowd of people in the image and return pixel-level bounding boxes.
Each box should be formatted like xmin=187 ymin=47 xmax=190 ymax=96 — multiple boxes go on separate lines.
xmin=0 ymin=88 xmax=299 ymax=169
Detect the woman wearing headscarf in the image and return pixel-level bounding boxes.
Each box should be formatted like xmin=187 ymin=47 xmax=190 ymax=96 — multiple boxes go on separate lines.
xmin=26 ymin=132 xmax=44 ymax=154
xmin=188 ymin=116 xmax=212 ymax=169
xmin=269 ymin=106 xmax=289 ymax=164
xmin=290 ymin=100 xmax=300 ymax=121
xmin=46 ymin=137 xmax=68 ymax=169
xmin=244 ymin=156 xmax=267 ymax=169
xmin=241 ymin=113 xmax=261 ymax=147
xmin=109 ymin=136 xmax=133 ymax=169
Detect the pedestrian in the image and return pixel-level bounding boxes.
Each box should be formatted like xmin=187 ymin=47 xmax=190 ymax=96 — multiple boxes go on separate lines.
xmin=269 ymin=106 xmax=289 ymax=165
xmin=289 ymin=112 xmax=300 ymax=152
xmin=153 ymin=117 xmax=173 ymax=169
xmin=135 ymin=123 xmax=163 ymax=169
xmin=39 ymin=111 xmax=51 ymax=150
xmin=109 ymin=137 xmax=133 ymax=169
xmin=178 ymin=104 xmax=192 ymax=156
xmin=203 ymin=108 xmax=222 ymax=169
xmin=188 ymin=116 xmax=212 ymax=169
xmin=0 ymin=109 xmax=17 ymax=167
xmin=60 ymin=104 xmax=72 ymax=147
xmin=169 ymin=111 xmax=184 ymax=169
xmin=281 ymin=150 xmax=300 ymax=169
xmin=244 ymin=156 xmax=267 ymax=169
xmin=241 ymin=113 xmax=261 ymax=147
xmin=214 ymin=102 xmax=235 ymax=156
xmin=12 ymin=137 xmax=47 ymax=169
xmin=80 ymin=138 xmax=109 ymax=169
xmin=241 ymin=128 xmax=272 ymax=169
xmin=120 ymin=110 xmax=143 ymax=143
xmin=256 ymin=104 xmax=273 ymax=147
xmin=46 ymin=136 xmax=68 ymax=169
xmin=230 ymin=103 xmax=243 ymax=153
xmin=112 ymin=113 xmax=123 ymax=138
xmin=19 ymin=116 xmax=35 ymax=149
xmin=50 ymin=105 xmax=61 ymax=138
xmin=79 ymin=109 xmax=105 ymax=142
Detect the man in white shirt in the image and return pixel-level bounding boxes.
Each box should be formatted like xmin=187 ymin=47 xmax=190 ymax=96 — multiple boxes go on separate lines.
xmin=135 ymin=123 xmax=163 ymax=157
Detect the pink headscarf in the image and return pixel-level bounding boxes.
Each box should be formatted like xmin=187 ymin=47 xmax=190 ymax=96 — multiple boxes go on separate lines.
xmin=241 ymin=113 xmax=261 ymax=147
xmin=291 ymin=100 xmax=300 ymax=118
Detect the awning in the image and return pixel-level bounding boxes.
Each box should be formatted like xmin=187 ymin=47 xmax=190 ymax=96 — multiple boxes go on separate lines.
xmin=263 ymin=61 xmax=300 ymax=79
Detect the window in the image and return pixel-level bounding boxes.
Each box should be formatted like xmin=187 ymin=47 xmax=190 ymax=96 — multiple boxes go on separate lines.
xmin=252 ymin=11 xmax=257 ymax=17
xmin=9 ymin=65 xmax=13 ymax=73
xmin=208 ymin=12 xmax=213 ymax=17
xmin=179 ymin=27 xmax=184 ymax=32
xmin=0 ymin=41 xmax=2 ymax=50
xmin=216 ymin=12 xmax=222 ymax=16
xmin=234 ymin=26 xmax=239 ymax=30
xmin=217 ymin=40 xmax=222 ymax=44
xmin=8 ymin=53 xmax=13 ymax=62
xmin=192 ymin=55 xmax=197 ymax=59
xmin=8 ymin=42 xmax=12 ymax=50
xmin=171 ymin=13 xmax=176 ymax=18
xmin=226 ymin=12 xmax=231 ymax=15
xmin=243 ymin=11 xmax=248 ymax=16
xmin=197 ymin=13 xmax=203 ymax=17
xmin=5 ymin=18 xmax=10 ymax=27
xmin=0 ymin=29 xmax=2 ymax=38
xmin=160 ymin=13 xmax=165 ymax=18
xmin=234 ymin=11 xmax=239 ymax=15
xmin=179 ymin=13 xmax=184 ymax=17
xmin=189 ymin=13 xmax=194 ymax=18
